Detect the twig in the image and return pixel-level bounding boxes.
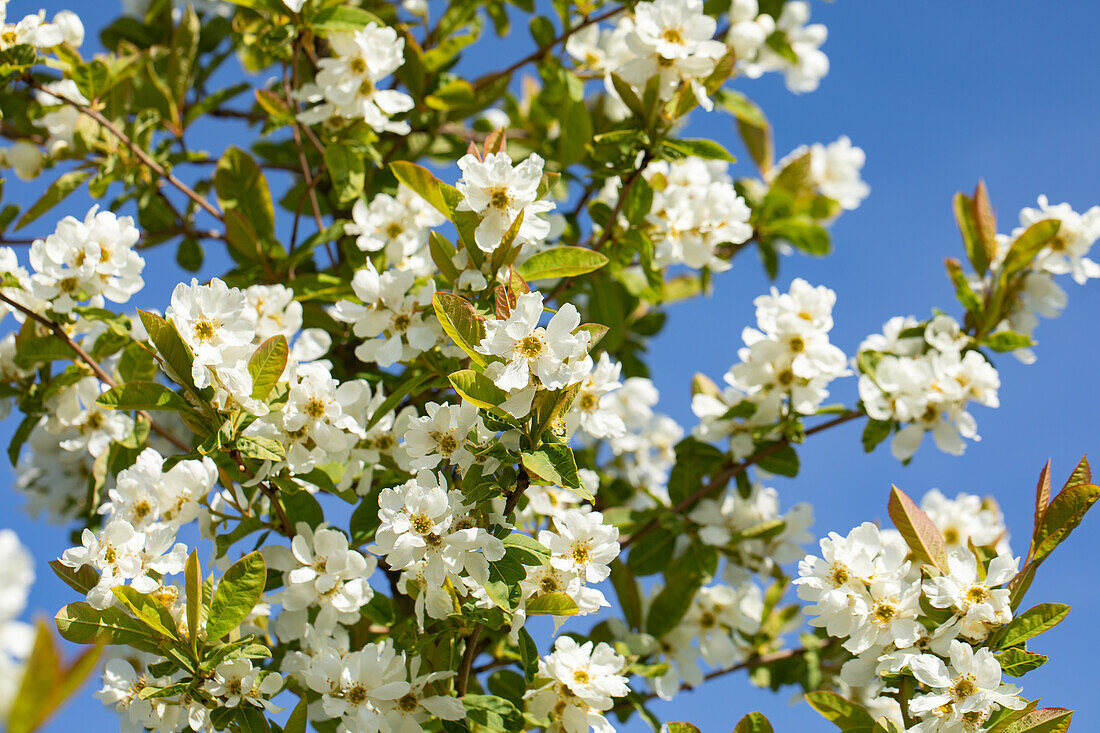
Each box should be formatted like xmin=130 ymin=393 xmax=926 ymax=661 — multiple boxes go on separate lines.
xmin=0 ymin=292 xmax=191 ymax=454
xmin=259 ymin=481 xmax=295 ymax=537
xmin=24 ymin=78 xmax=225 ymax=223
xmin=456 ymin=624 xmax=483 ymax=697
xmin=471 ymin=6 xmax=627 ymax=90
xmin=503 ymin=467 xmax=531 ymax=517
xmin=621 ymin=411 xmax=865 ymax=548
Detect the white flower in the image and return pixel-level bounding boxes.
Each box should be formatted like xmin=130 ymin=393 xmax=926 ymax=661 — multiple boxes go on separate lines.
xmin=402 ymin=400 xmax=487 ymax=471
xmin=298 ymin=23 xmax=414 ymax=133
xmin=267 ymin=522 xmax=376 ymax=631
xmin=566 ymin=353 xmax=627 ymax=440
xmin=1016 ymin=195 xmax=1100 ymax=285
xmin=525 ymin=636 xmax=629 ymax=733
xmin=204 ymin=659 xmax=282 ymax=709
xmin=346 ymin=185 xmax=445 ymax=274
xmin=779 ymin=135 xmax=870 ymax=210
xmin=60 ymin=519 xmax=149 ymax=608
xmin=679 ymin=583 xmax=763 ymax=667
xmin=314 ymin=639 xmax=410 ymax=730
xmin=28 ymin=207 xmax=144 ymax=312
xmin=909 ymin=641 xmax=1024 ymax=728
xmin=740 ymin=1 xmax=829 ymax=93
xmin=0 ymin=141 xmax=43 ymax=181
xmin=477 ymin=291 xmax=590 ymax=393
xmin=456 ymin=151 xmax=555 ymax=252
xmin=617 ymin=0 xmax=727 ymax=110
xmin=540 ymin=508 xmax=620 ymax=584
xmin=923 ymin=550 xmax=1016 ymax=641
xmin=166 ymin=277 xmax=259 ymax=411
xmin=330 ymin=262 xmax=440 ymax=367
xmin=920 ymin=490 xmax=1008 ymax=553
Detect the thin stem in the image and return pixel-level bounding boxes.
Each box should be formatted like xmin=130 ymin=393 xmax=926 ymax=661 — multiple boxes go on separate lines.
xmin=621 ymin=411 xmax=865 ymax=548
xmin=471 ymin=6 xmax=627 ymax=90
xmin=455 ymin=624 xmax=483 ymax=697
xmin=0 ymin=292 xmax=191 ymax=454
xmin=503 ymin=467 xmax=531 ymax=517
xmin=25 ymin=78 xmax=225 ymax=223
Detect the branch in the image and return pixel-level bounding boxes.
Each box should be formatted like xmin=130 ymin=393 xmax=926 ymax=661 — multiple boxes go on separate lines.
xmin=0 ymin=292 xmax=191 ymax=454
xmin=472 ymin=6 xmax=627 ymax=90
xmin=24 ymin=78 xmax=224 ymax=223
xmin=621 ymin=411 xmax=865 ymax=548
xmin=455 ymin=624 xmax=483 ymax=697
xmin=503 ymin=466 xmax=531 ymax=517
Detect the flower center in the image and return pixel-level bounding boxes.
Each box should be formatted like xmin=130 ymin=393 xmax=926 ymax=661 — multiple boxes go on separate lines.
xmin=59 ymin=276 xmax=79 ymax=293
xmin=789 ymin=336 xmax=806 ymax=352
xmin=578 ymin=392 xmax=598 ymax=411
xmin=346 ymin=684 xmax=368 ymax=705
xmin=305 ymin=397 xmax=326 ymax=420
xmin=134 ymin=500 xmax=152 ymax=519
xmin=398 ymin=693 xmax=419 ymax=712
xmin=872 ymin=603 xmax=896 ymax=625
xmin=952 ymin=676 xmax=978 ymax=701
xmin=436 ymin=432 xmax=458 ymax=455
xmin=539 ymin=575 xmax=559 ymax=594
xmin=965 ymin=585 xmax=990 ymax=604
xmin=358 ymin=78 xmax=374 ymax=96
xmin=488 ymin=187 xmax=512 ymax=210
xmin=518 ymin=334 xmax=544 ymax=358
xmin=777 ymin=369 xmax=795 ymax=386
xmin=386 ymin=222 xmax=405 ymax=238
xmin=392 ymin=313 xmax=411 ymax=332
xmin=349 ymin=58 xmax=367 ymax=75
xmin=411 ymin=513 xmax=434 ymax=535
xmin=193 ymin=317 xmax=217 ymax=343
xmin=663 ymin=28 xmax=684 ymax=44
xmin=827 ymin=564 xmax=849 ymax=586
xmin=698 ymin=611 xmax=716 ymax=629
xmin=943 ymin=527 xmax=960 ymax=544
xmin=572 ymin=669 xmax=590 ymax=685
xmin=570 ymin=542 xmax=591 ymax=565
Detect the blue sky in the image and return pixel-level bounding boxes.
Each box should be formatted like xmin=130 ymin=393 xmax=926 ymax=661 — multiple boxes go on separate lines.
xmin=5 ymin=1 xmax=1100 ymax=731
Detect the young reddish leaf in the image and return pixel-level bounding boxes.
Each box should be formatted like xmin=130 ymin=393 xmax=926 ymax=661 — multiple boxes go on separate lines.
xmin=888 ymin=485 xmax=948 ymax=571
xmin=1030 ymin=459 xmax=1052 ymax=558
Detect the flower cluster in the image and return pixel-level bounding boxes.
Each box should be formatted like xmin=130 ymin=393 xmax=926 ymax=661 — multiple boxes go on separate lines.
xmin=524 ymin=636 xmax=629 ymax=733
xmin=694 ymin=278 xmax=849 ymax=459
xmin=796 ymin=490 xmax=1025 ymax=732
xmin=59 ymin=448 xmax=215 ymax=608
xmin=298 ymin=22 xmax=414 ymax=133
xmin=858 ymin=314 xmax=1000 ymax=460
xmin=775 ymin=135 xmax=871 ymax=211
xmin=728 ymin=0 xmax=830 ymax=93
xmin=346 ymin=184 xmax=446 ymax=275
xmin=456 ymin=150 xmax=556 ymax=255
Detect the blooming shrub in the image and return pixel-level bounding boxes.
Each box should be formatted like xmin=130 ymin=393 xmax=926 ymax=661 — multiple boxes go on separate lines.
xmin=0 ymin=1 xmax=1096 ymax=732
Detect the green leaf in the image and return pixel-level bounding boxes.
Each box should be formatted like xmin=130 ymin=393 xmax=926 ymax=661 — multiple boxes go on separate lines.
xmin=734 ymin=713 xmax=774 ymax=733
xmin=996 ymin=647 xmax=1048 ymax=677
xmin=862 ymin=418 xmax=893 ymax=453
xmin=767 ymin=217 xmax=830 ymax=256
xmin=96 ymin=381 xmax=191 ymax=412
xmin=946 ymin=257 xmax=983 ymax=316
xmin=248 ymin=335 xmax=288 ymax=400
xmin=139 ymin=310 xmax=197 ymax=392
xmin=521 ymin=444 xmax=588 ymax=498
xmin=282 ymin=698 xmax=309 ymax=733
xmin=627 ymin=528 xmax=676 ymax=576
xmin=324 ymin=143 xmax=366 ymax=204
xmin=206 ymin=551 xmax=266 ymax=641
xmin=667 ymin=437 xmax=726 ymax=504
xmin=888 ymin=484 xmax=948 ymax=571
xmin=524 ymin=591 xmax=579 ymax=616
xmin=390 ymin=161 xmax=455 ymax=220
xmin=517 ymin=627 xmax=538 ymax=682
xmin=55 ymin=602 xmax=160 ymax=652
xmin=661 ymin=138 xmax=736 ymax=163
xmin=235 ymin=705 xmax=271 ymax=732
xmin=757 ymin=443 xmax=800 ymax=477
xmin=1001 ymin=708 xmax=1073 ymax=733
xmin=111 ymin=586 xmax=181 ymax=641
xmin=997 ymin=603 xmax=1070 ymax=649
xmin=429 ymin=231 xmax=461 ymax=284
xmin=666 ymin=725 xmax=702 ymax=733
xmin=516 ymin=246 xmax=609 ymax=281
xmin=310 ymin=6 xmax=383 ymax=33
xmin=185 ymin=550 xmax=201 ymax=650
xmin=434 ymin=293 xmax=488 ymax=367
xmin=15 ymin=171 xmax=90 ymax=230
xmin=717 ymin=89 xmax=773 ymax=173
xmin=502 ymin=533 xmax=550 ymax=565
xmin=645 ymin=572 xmax=703 ymax=638
xmin=215 ymin=147 xmax=280 ymax=264
xmin=609 ymin=559 xmax=642 ymax=631
xmin=449 ymin=369 xmax=507 ymax=411
xmin=236 ymin=435 xmax=285 ymax=462
xmin=1031 ymin=481 xmax=1100 ymax=564
xmin=49 ymin=560 xmax=99 ymax=595
xmin=1001 ymin=219 xmax=1061 ymax=278
xmin=804 ymin=691 xmax=877 ymax=730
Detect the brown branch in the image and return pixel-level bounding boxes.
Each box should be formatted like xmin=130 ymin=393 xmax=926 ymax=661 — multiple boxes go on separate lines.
xmin=260 ymin=481 xmax=294 ymax=537
xmin=455 ymin=624 xmax=483 ymax=697
xmin=24 ymin=78 xmax=224 ymax=223
xmin=472 ymin=6 xmax=627 ymax=90
xmin=621 ymin=411 xmax=865 ymax=548
xmin=503 ymin=466 xmax=531 ymax=517
xmin=0 ymin=292 xmax=191 ymax=454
